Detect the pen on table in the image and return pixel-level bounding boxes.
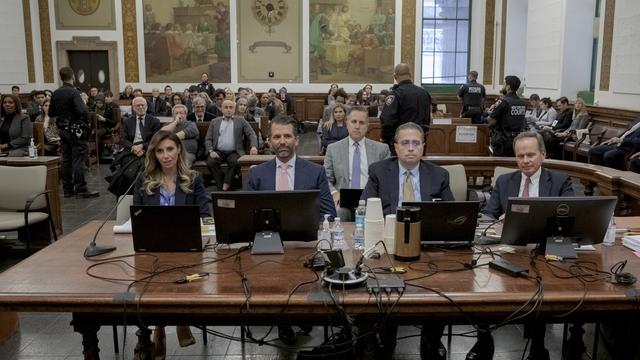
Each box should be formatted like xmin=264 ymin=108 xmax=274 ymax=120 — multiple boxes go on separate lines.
xmin=544 ymin=255 xmax=563 ymax=261
xmin=175 ymin=272 xmax=209 ymax=284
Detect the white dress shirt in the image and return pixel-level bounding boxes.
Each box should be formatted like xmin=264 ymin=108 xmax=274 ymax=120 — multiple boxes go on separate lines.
xmin=217 ymin=117 xmax=235 ymax=151
xmin=275 ymin=154 xmax=296 ymax=191
xmin=518 ymin=167 xmax=541 ymax=198
xmin=348 ymin=137 xmax=369 ymax=189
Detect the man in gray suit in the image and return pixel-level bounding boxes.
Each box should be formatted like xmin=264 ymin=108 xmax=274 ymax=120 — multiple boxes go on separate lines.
xmin=205 ymin=99 xmax=258 ymax=191
xmin=324 ymin=106 xmax=390 ymax=220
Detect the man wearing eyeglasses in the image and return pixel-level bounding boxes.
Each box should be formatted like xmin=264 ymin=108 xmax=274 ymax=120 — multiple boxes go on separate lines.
xmin=361 ymin=122 xmax=453 ymax=215
xmin=123 ymin=96 xmax=162 ymax=158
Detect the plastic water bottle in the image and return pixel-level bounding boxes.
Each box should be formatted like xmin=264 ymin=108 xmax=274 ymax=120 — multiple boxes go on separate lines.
xmin=28 ymin=138 xmax=37 ymax=159
xmin=603 ymin=214 xmax=616 ymax=246
xmin=353 ymin=223 xmax=365 ymax=250
xmin=319 ymin=214 xmax=332 ymax=250
xmin=332 ymin=217 xmax=347 ymax=250
xmin=355 ymin=200 xmax=366 ymax=229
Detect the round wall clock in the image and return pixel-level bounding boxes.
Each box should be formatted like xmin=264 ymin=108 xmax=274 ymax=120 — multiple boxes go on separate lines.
xmin=253 ymin=0 xmax=288 ymax=34
xmin=68 ymin=0 xmax=101 ymax=16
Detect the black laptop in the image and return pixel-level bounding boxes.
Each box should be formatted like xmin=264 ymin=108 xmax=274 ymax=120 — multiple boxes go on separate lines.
xmin=339 ymin=188 xmax=364 ymax=209
xmin=130 ymin=205 xmax=204 ymax=252
xmin=402 ymin=201 xmax=480 ymax=247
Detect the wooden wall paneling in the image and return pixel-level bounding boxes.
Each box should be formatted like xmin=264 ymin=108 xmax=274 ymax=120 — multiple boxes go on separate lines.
xmin=599 ymin=0 xmax=615 ymax=91
xmin=22 ymin=0 xmax=35 ymax=82
xmin=483 ymin=0 xmax=496 ymax=85
xmin=121 ymin=0 xmax=139 ymax=82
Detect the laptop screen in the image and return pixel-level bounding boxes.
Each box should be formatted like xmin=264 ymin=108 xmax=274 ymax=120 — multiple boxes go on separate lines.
xmin=130 ymin=205 xmax=203 ymax=252
xmin=402 ymin=201 xmax=480 ymax=245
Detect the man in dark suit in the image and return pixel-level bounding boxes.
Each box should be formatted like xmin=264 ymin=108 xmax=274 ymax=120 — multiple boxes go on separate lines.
xmin=246 ymin=115 xmax=336 ymax=219
xmin=588 ymin=117 xmax=640 ymax=170
xmin=361 ymin=122 xmax=454 ymax=216
xmin=187 ymin=98 xmax=215 ymax=123
xmin=122 ymin=96 xmax=162 ymax=158
xmin=360 ymin=122 xmax=453 ymax=359
xmin=205 ymin=99 xmax=258 ymax=191
xmin=149 ymin=88 xmax=167 ymax=116
xmin=367 ymin=94 xmax=386 ymax=118
xmin=479 ymin=131 xmax=574 ymax=360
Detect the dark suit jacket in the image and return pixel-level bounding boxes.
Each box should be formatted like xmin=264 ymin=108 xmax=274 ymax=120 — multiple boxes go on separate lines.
xmin=482 ymin=168 xmax=574 ymax=219
xmin=360 ymin=158 xmax=454 ymax=216
xmin=187 ymin=112 xmax=216 ymax=123
xmin=245 ymin=157 xmax=337 ymax=218
xmin=204 ymin=116 xmax=257 ymax=155
xmin=0 ymin=113 xmax=32 ymax=150
xmin=553 ymin=109 xmax=573 ymax=131
xmin=133 ymin=174 xmax=211 ymax=217
xmin=368 ymin=105 xmax=381 ymax=118
xmin=122 ymin=114 xmax=162 ymax=150
xmin=149 ymin=97 xmax=167 ymax=116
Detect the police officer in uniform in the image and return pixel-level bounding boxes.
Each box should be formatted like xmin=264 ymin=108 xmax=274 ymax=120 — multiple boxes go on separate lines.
xmin=457 ymin=70 xmax=486 ymax=124
xmin=48 ymin=67 xmax=99 ymax=198
xmin=380 ymin=63 xmax=431 ymax=153
xmin=487 ymin=75 xmax=526 ymax=157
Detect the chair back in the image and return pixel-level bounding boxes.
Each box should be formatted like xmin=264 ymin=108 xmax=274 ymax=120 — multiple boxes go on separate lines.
xmin=441 ymin=164 xmax=467 ymax=201
xmin=491 ymin=166 xmax=517 ymax=188
xmin=0 ymin=165 xmax=47 ymax=210
xmin=116 ymin=195 xmax=133 ymax=224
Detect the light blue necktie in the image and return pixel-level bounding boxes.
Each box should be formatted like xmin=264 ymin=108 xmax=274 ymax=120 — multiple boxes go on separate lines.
xmin=351 ymin=142 xmax=361 ymax=188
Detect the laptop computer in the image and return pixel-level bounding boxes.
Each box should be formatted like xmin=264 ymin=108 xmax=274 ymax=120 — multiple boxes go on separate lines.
xmin=130 ymin=205 xmax=204 ymax=252
xmin=339 ymin=188 xmax=364 ymax=209
xmin=402 ymin=201 xmax=480 ymax=247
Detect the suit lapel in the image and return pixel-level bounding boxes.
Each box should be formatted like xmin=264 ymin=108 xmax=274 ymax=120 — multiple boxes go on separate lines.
xmin=364 ymin=139 xmax=376 ymax=165
xmin=388 ymin=160 xmax=399 ymax=208
xmin=538 ymin=168 xmax=552 ymax=197
xmin=213 ymin=118 xmax=222 ymax=148
xmin=175 ymin=185 xmax=186 ymax=205
xmin=419 ymin=162 xmax=431 ymax=201
xmin=294 ymin=157 xmax=306 ymax=189
xmin=508 ymin=172 xmax=522 ymax=198
xmin=265 ymin=159 xmax=277 ymax=190
xmin=340 ymin=139 xmax=350 ymax=181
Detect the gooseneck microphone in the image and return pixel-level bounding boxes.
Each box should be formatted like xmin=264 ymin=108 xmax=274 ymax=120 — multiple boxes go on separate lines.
xmin=84 ymin=166 xmax=143 ymax=258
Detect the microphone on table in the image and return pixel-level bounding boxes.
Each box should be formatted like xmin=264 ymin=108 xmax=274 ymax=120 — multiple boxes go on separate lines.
xmin=84 ymin=166 xmax=143 ymax=258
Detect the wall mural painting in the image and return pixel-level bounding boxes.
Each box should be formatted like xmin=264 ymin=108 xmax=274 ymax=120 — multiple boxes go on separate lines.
xmin=143 ymin=0 xmax=231 ymax=83
xmin=309 ymin=0 xmax=396 ymax=83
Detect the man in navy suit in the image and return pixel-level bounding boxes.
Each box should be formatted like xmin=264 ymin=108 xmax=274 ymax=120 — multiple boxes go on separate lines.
xmin=588 ymin=118 xmax=640 ymax=170
xmin=361 ymin=122 xmax=454 ymax=216
xmin=478 ymin=131 xmax=574 ymax=360
xmin=246 ymin=115 xmax=336 ymax=219
xmin=122 ymin=96 xmax=162 ymax=158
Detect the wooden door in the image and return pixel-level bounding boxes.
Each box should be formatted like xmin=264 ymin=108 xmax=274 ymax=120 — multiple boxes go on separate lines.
xmin=67 ymin=51 xmax=110 ymax=94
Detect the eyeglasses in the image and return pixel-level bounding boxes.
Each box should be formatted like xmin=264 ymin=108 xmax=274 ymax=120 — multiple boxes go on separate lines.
xmin=397 ymin=140 xmax=423 ymax=148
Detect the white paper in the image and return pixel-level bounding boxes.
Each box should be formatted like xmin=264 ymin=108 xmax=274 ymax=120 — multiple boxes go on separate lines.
xmin=455 ymin=126 xmax=477 ymax=143
xmin=113 ymin=219 xmax=132 ymax=234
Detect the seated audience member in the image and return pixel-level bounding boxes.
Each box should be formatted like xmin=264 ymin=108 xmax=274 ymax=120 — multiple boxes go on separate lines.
xmin=11 ymin=85 xmax=20 ymax=97
xmin=359 ymin=122 xmax=453 ymax=359
xmin=247 ymin=94 xmax=266 ymax=121
xmin=356 ymin=89 xmax=370 ymax=106
xmin=324 ymin=106 xmax=390 ymax=220
xmin=149 ymin=88 xmax=167 ymax=116
xmin=321 ymin=103 xmax=349 ymax=152
xmin=87 ymin=87 xmax=98 ymax=110
xmin=278 ymin=87 xmax=295 ymax=116
xmin=368 ymin=94 xmax=386 ymax=118
xmin=184 ymin=85 xmax=199 ymax=114
xmin=267 ymin=89 xmax=285 ymax=118
xmin=246 ymin=114 xmax=336 ymax=218
xmin=480 ymin=131 xmax=574 ymax=360
xmin=320 ymin=88 xmax=348 ymax=130
xmin=361 ymin=122 xmax=454 ymax=215
xmin=346 ymin=93 xmax=357 ymax=106
xmin=589 ymin=117 xmax=640 ymax=170
xmin=168 ymin=93 xmax=184 ymax=116
xmin=258 ymin=92 xmax=276 ymax=120
xmin=80 ymin=92 xmax=89 ymax=105
xmin=543 ymin=98 xmax=590 ymax=158
xmin=540 ymin=96 xmax=572 ymax=133
xmin=132 ymin=88 xmax=154 ymax=114
xmin=162 ymin=85 xmax=173 ymax=103
xmin=325 ymin=83 xmax=339 ymax=106
xmin=161 ymin=104 xmax=198 ymax=164
xmin=525 ymin=93 xmax=542 ymax=126
xmin=93 ymin=93 xmax=120 ymax=159
xmin=208 ymin=89 xmax=225 ymax=117
xmin=237 ymin=87 xmax=250 ymax=99
xmin=35 ymin=98 xmax=60 ymax=155
xmin=224 ymin=87 xmax=236 ymax=101
xmin=26 ymin=90 xmax=47 ymax=122
xmin=532 ymin=97 xmax=557 ymax=128
xmin=122 ymin=97 xmax=162 ymax=158
xmin=0 ymin=94 xmax=32 ymax=156
xmin=235 ymin=96 xmax=253 ymax=123
xmin=187 ymin=97 xmax=215 ymax=123
xmin=133 ymin=130 xmax=209 ymax=358
xmin=120 ymin=84 xmax=134 ymax=100
xmin=205 ymin=99 xmax=258 ymax=191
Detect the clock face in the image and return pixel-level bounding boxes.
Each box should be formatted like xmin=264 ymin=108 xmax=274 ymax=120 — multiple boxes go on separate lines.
xmin=253 ymin=0 xmax=288 ymax=28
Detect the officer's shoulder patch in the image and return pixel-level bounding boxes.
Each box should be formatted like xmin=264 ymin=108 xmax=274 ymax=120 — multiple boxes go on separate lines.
xmin=385 ymin=95 xmax=395 ymax=106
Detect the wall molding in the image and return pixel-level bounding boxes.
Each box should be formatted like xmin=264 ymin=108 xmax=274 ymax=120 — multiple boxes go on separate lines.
xmin=483 ymin=0 xmax=496 ymax=85
xmin=22 ymin=0 xmax=35 ymax=83
xmin=122 ymin=0 xmax=139 ymax=83
xmin=37 ymin=0 xmax=53 ymax=83
xmin=401 ymin=0 xmax=416 ymax=73
xmin=599 ymin=0 xmax=615 ymax=91
xmin=499 ymin=0 xmax=507 ymax=84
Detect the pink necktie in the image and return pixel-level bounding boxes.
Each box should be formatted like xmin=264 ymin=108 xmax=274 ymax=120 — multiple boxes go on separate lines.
xmin=277 ymin=163 xmax=290 ymax=191
xmin=522 ymin=177 xmax=531 ymax=198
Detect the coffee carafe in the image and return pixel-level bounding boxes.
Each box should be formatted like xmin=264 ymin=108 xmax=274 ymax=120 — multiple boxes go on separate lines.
xmin=394 ymin=206 xmax=421 ymax=261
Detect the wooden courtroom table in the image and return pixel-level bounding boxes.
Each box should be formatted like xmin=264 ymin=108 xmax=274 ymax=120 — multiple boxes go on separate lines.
xmin=238 ymin=155 xmax=640 ymax=214
xmin=0 ymin=156 xmax=62 ymax=235
xmin=0 ymin=221 xmax=639 ymax=358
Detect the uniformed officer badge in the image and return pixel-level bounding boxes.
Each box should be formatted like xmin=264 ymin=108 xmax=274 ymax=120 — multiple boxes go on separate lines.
xmin=69 ymin=0 xmax=100 ymax=16
xmin=385 ymin=95 xmax=395 ymax=106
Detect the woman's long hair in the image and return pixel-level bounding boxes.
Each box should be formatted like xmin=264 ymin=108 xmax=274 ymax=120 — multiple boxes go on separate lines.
xmin=142 ymin=131 xmax=195 ymax=195
xmin=323 ymin=103 xmax=347 ymax=130
xmin=572 ymin=98 xmax=589 ymax=119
